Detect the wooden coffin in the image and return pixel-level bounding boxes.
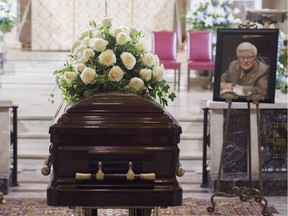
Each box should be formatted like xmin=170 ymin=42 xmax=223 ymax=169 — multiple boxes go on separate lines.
xmin=47 ymin=93 xmax=183 ymax=208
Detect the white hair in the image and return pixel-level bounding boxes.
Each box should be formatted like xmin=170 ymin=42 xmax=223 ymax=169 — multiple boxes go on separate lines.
xmin=236 ymin=42 xmax=257 ymax=57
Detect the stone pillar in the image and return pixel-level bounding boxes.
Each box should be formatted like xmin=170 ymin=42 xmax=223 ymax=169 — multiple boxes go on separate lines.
xmin=205 ymin=100 xmax=287 ymax=195
xmin=0 ymin=100 xmax=12 ymax=194
xmin=207 ymin=101 xmax=260 ymax=174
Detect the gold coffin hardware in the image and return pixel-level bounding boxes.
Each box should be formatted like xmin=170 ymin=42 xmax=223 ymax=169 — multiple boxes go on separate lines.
xmin=126 ymin=161 xmax=135 ymax=181
xmin=176 ymin=166 xmax=185 ymax=177
xmin=41 ymin=156 xmax=52 ymax=176
xmin=140 ymin=173 xmax=156 ymax=181
xmin=176 ymin=161 xmax=185 ymax=177
xmin=96 ymin=162 xmax=104 ymax=181
xmin=75 ymin=173 xmax=91 ymax=181
xmin=0 ymin=191 xmax=5 ymax=204
xmin=75 ymin=161 xmax=156 ymax=182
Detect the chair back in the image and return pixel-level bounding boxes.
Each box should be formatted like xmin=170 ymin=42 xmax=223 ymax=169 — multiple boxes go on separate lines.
xmin=187 ymin=31 xmax=213 ymax=61
xmin=152 ymin=31 xmax=177 ymax=60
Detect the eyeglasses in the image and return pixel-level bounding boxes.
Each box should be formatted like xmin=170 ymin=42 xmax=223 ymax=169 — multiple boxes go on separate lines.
xmin=238 ymin=56 xmax=254 ymax=61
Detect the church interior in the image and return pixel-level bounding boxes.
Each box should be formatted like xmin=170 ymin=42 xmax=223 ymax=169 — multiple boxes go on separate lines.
xmin=0 ymin=0 xmax=287 ymax=215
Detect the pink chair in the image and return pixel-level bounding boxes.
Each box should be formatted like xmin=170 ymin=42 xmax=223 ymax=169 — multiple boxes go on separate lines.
xmin=152 ymin=31 xmax=181 ymax=90
xmin=187 ymin=31 xmax=215 ymax=90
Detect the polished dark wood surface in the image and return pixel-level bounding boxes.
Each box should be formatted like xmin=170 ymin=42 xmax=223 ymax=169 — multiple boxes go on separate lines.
xmin=47 ymin=93 xmax=183 ymax=207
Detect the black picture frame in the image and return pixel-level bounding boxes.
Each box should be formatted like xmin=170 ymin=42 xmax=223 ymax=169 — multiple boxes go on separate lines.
xmin=212 ymin=28 xmax=279 ymax=103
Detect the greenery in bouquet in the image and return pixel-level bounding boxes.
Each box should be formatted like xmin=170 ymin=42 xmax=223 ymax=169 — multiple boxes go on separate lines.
xmin=0 ymin=0 xmax=15 ymax=41
xmin=186 ymin=0 xmax=241 ymax=32
xmin=51 ymin=17 xmax=176 ymax=107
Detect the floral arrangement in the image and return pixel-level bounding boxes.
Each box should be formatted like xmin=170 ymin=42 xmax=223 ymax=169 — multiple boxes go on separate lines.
xmin=186 ymin=0 xmax=241 ymax=32
xmin=275 ymin=32 xmax=287 ymax=94
xmin=51 ymin=17 xmax=176 ymax=107
xmin=276 ymin=62 xmax=288 ymax=94
xmin=0 ymin=0 xmax=15 ymax=41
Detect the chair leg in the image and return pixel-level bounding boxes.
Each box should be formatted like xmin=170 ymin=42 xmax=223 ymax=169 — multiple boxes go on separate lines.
xmin=187 ymin=69 xmax=190 ymax=90
xmin=209 ymin=70 xmax=214 ymax=90
xmin=174 ymin=70 xmax=176 ymax=90
xmin=178 ymin=69 xmax=181 ymax=91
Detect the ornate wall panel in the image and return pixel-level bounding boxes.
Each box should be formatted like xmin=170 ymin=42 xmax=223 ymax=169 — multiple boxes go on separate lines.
xmin=107 ymin=0 xmax=131 ymax=27
xmin=73 ymin=0 xmax=106 ymax=41
xmin=31 ymin=1 xmax=73 ymax=50
xmin=31 ymin=0 xmax=175 ymax=51
xmin=134 ymin=0 xmax=175 ymax=50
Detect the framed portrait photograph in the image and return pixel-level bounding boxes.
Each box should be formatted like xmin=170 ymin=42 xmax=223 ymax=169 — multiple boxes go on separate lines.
xmin=212 ymin=28 xmax=279 ymax=103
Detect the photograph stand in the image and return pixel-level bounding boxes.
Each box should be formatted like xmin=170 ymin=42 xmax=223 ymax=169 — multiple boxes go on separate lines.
xmin=207 ymin=92 xmax=270 ymax=216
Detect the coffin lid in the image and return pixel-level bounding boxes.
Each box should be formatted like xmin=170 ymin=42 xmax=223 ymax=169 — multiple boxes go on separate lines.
xmin=67 ymin=92 xmax=162 ymax=113
xmin=49 ymin=93 xmax=181 ymax=134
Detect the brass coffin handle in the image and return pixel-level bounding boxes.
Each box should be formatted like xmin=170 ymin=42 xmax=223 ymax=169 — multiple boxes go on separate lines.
xmin=96 ymin=162 xmax=104 ymax=181
xmin=41 ymin=155 xmax=52 ymax=176
xmin=140 ymin=173 xmax=156 ymax=181
xmin=126 ymin=161 xmax=135 ymax=181
xmin=75 ymin=173 xmax=91 ymax=181
xmin=0 ymin=191 xmax=5 ymax=204
xmin=176 ymin=161 xmax=185 ymax=177
xmin=75 ymin=161 xmax=156 ymax=182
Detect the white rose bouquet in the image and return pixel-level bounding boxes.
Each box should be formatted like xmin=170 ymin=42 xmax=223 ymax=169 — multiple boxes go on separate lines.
xmin=51 ymin=17 xmax=176 ymax=107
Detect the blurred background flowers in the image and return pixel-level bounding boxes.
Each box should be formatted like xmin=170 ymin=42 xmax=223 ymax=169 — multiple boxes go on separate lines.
xmin=186 ymin=0 xmax=241 ymax=33
xmin=0 ymin=0 xmax=16 ymax=42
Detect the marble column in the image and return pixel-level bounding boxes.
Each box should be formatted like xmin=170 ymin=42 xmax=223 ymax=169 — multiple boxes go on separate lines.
xmin=204 ymin=100 xmax=287 ymax=195
xmin=0 ymin=100 xmax=12 ymax=194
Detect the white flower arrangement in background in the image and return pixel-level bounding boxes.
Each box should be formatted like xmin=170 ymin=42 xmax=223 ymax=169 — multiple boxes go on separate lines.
xmin=0 ymin=0 xmax=16 ymax=42
xmin=51 ymin=17 xmax=176 ymax=107
xmin=186 ymin=0 xmax=241 ymax=32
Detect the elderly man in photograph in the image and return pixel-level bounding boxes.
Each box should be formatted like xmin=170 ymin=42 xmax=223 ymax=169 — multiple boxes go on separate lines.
xmin=220 ymin=42 xmax=269 ymax=98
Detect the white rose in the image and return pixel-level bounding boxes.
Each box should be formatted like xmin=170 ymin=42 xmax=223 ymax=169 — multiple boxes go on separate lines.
xmin=90 ymin=38 xmax=108 ymax=52
xmin=111 ymin=26 xmax=130 ymax=37
xmin=92 ymin=29 xmax=102 ymax=38
xmin=120 ymin=52 xmax=136 ymax=70
xmin=116 ymin=32 xmax=131 ymax=45
xmin=111 ymin=27 xmax=122 ymax=37
xmin=135 ymin=41 xmax=146 ymax=51
xmin=129 ymin=26 xmax=139 ymax=37
xmin=83 ymin=48 xmax=95 ymax=59
xmin=75 ymin=54 xmax=88 ymax=64
xmin=81 ymin=37 xmax=90 ymax=46
xmin=108 ymin=66 xmax=124 ymax=82
xmin=139 ymin=68 xmax=152 ymax=81
xmin=142 ymin=53 xmax=158 ymax=67
xmin=75 ymin=63 xmax=86 ymax=72
xmin=154 ymin=55 xmax=160 ymax=66
xmin=56 ymin=74 xmax=64 ymax=86
xmin=74 ymin=44 xmax=87 ymax=55
xmin=80 ymin=67 xmax=98 ymax=85
xmin=102 ymin=17 xmax=112 ymax=28
xmin=71 ymin=40 xmax=81 ymax=52
xmin=98 ymin=49 xmax=116 ymax=66
xmin=78 ymin=30 xmax=90 ymax=40
xmin=64 ymin=71 xmax=78 ymax=84
xmin=129 ymin=77 xmax=144 ymax=91
xmin=153 ymin=64 xmax=165 ymax=81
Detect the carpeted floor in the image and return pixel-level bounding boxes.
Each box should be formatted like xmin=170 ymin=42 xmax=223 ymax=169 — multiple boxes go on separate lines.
xmin=0 ymin=197 xmax=277 ymax=216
